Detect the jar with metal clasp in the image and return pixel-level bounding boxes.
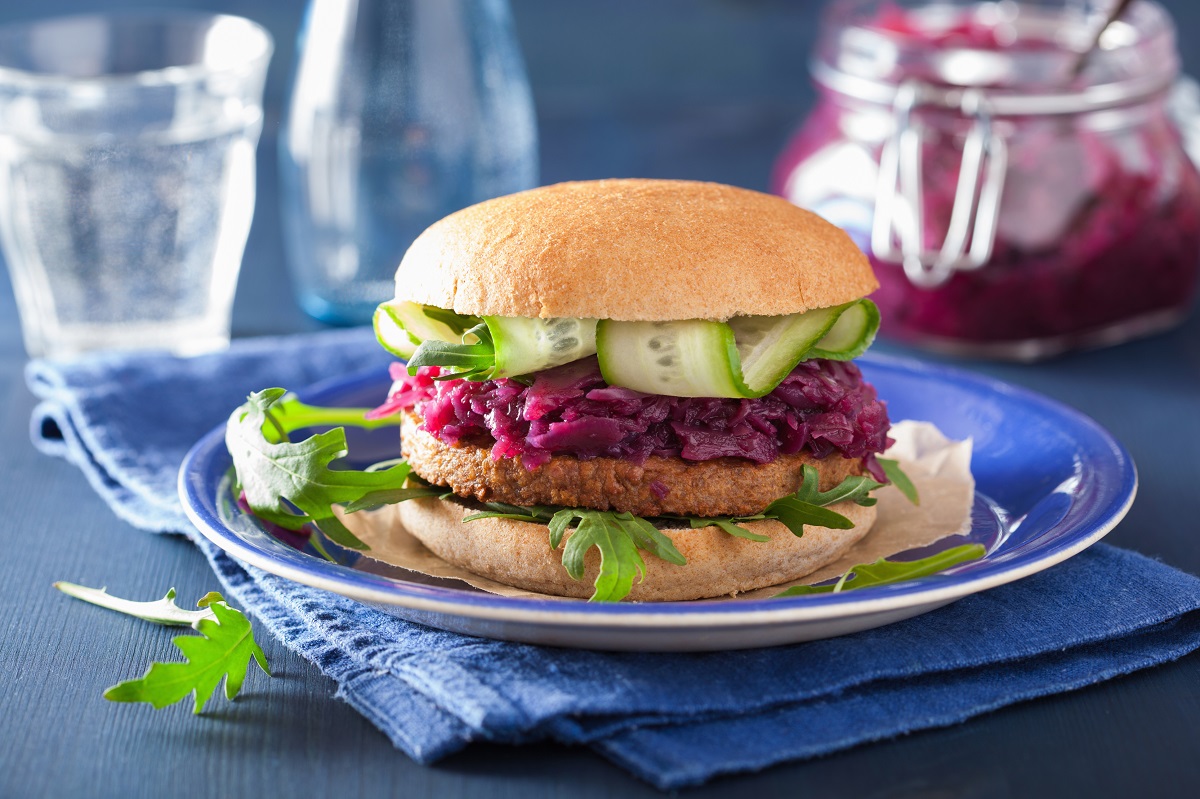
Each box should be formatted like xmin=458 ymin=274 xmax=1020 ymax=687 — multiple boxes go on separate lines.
xmin=772 ymin=0 xmax=1200 ymax=359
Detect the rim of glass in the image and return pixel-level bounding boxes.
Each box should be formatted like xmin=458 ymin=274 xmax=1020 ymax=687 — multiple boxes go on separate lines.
xmin=0 ymin=11 xmax=273 ymax=89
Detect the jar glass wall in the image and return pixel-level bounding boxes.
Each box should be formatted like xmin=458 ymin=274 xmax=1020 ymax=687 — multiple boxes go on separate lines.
xmin=773 ymin=0 xmax=1200 ymax=359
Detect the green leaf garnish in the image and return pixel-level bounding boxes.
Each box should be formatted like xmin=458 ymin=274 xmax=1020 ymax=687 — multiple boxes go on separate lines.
xmin=688 ymin=516 xmax=771 ymax=542
xmin=878 ymin=457 xmax=920 ymax=505
xmin=684 ymin=469 xmax=873 ymax=540
xmin=340 ymin=483 xmax=450 ymax=512
xmin=463 ymin=502 xmax=559 ymax=524
xmin=54 ymin=583 xmax=218 ymax=627
xmin=761 ymin=494 xmax=856 ymax=536
xmin=419 ymin=305 xmax=480 ymax=336
xmin=454 ymin=464 xmax=937 ymax=602
xmin=55 ymin=584 xmax=271 ymax=713
xmin=407 ymin=322 xmax=498 ymax=380
xmin=773 ymin=543 xmax=985 ymax=597
xmin=792 ymin=465 xmax=883 ymax=507
xmin=463 ymin=506 xmax=685 ymax=602
xmin=225 ymin=388 xmax=409 ymax=550
xmin=223 ymin=390 xmax=922 ymax=603
xmin=559 ymin=511 xmax=646 ymax=602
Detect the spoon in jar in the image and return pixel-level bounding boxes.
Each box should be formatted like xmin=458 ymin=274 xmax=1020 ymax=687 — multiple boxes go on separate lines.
xmin=1068 ymin=0 xmax=1136 ymax=80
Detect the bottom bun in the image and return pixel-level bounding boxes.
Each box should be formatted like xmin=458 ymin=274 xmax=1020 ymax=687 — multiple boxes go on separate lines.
xmin=395 ymin=498 xmax=877 ymax=601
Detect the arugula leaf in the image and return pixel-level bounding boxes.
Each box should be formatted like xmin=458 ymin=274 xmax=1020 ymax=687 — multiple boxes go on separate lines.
xmin=105 ymin=601 xmax=270 ymax=713
xmin=793 ymin=465 xmax=882 ymax=507
xmin=878 ymin=457 xmax=920 ymax=505
xmin=688 ymin=516 xmax=770 ymax=542
xmin=264 ymin=398 xmax=405 ymax=440
xmin=619 ymin=512 xmax=689 ymax=566
xmin=55 ymin=584 xmax=270 ymax=713
xmin=774 ymin=543 xmax=985 ymax=597
xmin=226 ymin=388 xmax=412 ymax=550
xmin=340 ymin=483 xmax=449 ymax=512
xmin=683 ymin=470 xmax=877 ymax=541
xmin=408 ymin=322 xmax=497 ymax=380
xmin=463 ymin=506 xmax=685 ymax=602
xmin=54 ymin=583 xmax=219 ymax=627
xmin=561 ymin=511 xmax=646 ymax=602
xmin=762 ymin=494 xmax=856 ymax=537
xmin=419 ymin=305 xmax=480 ymax=336
xmin=463 ymin=502 xmax=559 ymax=524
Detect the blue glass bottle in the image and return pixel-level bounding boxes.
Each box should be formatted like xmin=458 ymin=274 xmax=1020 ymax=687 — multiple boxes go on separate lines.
xmin=280 ymin=0 xmax=538 ymax=324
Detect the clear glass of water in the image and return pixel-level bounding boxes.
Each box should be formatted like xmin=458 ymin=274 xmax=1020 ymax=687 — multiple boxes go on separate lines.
xmin=0 ymin=13 xmax=273 ymax=358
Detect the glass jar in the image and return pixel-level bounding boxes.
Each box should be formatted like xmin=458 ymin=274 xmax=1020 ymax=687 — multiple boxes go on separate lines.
xmin=772 ymin=0 xmax=1200 ymax=359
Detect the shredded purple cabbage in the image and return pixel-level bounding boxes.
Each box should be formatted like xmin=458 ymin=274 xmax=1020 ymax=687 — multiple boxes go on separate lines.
xmin=372 ymin=357 xmax=891 ymax=477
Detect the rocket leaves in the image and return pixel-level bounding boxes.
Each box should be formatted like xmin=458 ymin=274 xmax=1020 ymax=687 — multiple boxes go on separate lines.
xmin=463 ymin=505 xmax=686 ymax=602
xmin=55 ymin=584 xmax=270 ymax=714
xmin=225 ymin=388 xmax=407 ymax=550
xmin=774 ymin=544 xmax=986 ymax=597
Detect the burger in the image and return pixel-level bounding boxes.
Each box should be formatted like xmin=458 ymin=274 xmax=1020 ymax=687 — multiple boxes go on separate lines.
xmin=354 ymin=178 xmax=901 ymax=601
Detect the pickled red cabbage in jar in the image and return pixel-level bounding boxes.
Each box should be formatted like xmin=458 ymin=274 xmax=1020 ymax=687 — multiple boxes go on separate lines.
xmin=774 ymin=0 xmax=1200 ymax=357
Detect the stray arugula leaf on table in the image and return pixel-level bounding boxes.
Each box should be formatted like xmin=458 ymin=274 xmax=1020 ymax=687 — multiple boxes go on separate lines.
xmin=54 ymin=583 xmax=270 ymax=713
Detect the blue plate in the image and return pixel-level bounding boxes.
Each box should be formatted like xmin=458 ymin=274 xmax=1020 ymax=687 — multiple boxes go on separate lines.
xmin=179 ymin=353 xmax=1136 ymax=651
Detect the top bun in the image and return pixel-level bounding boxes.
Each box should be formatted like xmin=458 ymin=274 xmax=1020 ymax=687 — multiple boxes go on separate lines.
xmin=393 ymin=178 xmax=876 ymax=321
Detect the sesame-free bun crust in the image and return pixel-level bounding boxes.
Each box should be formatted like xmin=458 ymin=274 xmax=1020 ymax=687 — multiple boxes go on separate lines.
xmin=394 ymin=179 xmax=877 ymax=321
xmin=396 ymin=497 xmax=876 ymax=601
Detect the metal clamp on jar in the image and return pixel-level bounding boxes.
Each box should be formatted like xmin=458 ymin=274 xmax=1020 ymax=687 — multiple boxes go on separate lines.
xmin=774 ymin=0 xmax=1200 ymax=360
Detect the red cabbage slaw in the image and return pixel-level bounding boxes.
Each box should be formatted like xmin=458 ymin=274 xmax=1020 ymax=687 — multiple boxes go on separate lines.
xmin=370 ymin=357 xmax=891 ymax=479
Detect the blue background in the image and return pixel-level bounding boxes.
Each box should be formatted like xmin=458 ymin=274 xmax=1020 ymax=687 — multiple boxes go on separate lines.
xmin=1 ymin=1 xmax=1199 ymax=797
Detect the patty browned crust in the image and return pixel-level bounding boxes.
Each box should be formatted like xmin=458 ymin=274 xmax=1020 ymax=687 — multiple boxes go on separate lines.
xmin=401 ymin=410 xmax=866 ymax=518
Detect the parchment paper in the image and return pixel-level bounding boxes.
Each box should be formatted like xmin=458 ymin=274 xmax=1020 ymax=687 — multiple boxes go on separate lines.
xmin=340 ymin=420 xmax=975 ymax=601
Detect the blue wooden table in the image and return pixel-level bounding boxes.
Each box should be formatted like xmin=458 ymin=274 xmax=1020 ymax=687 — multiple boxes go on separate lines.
xmin=2 ymin=1 xmax=1199 ymax=796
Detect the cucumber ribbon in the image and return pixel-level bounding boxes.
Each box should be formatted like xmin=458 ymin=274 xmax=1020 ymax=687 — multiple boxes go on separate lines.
xmin=373 ymin=298 xmax=879 ymax=399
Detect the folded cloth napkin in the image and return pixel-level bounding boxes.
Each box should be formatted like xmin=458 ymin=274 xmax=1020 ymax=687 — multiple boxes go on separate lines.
xmin=27 ymin=330 xmax=1200 ymax=790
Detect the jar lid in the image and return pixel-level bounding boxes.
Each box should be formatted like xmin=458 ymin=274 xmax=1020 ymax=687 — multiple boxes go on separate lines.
xmin=813 ymin=0 xmax=1179 ymax=115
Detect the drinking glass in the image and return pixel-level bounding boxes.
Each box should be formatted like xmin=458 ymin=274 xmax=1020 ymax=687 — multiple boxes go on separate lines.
xmin=0 ymin=13 xmax=273 ymax=358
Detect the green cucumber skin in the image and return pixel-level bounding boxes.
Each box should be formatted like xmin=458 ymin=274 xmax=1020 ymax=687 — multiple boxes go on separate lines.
xmin=373 ymin=304 xmax=418 ymax=358
xmin=375 ymin=300 xmax=467 ymax=359
xmin=487 ymin=316 xmax=598 ymax=378
xmin=378 ymin=298 xmax=878 ymax=398
xmin=808 ymin=299 xmax=880 ymax=361
xmin=729 ymin=304 xmax=845 ymax=397
xmin=596 ymin=319 xmax=743 ymax=398
xmin=596 ymin=301 xmax=869 ymax=399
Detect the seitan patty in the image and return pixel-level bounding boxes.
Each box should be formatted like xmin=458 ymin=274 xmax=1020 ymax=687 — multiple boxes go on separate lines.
xmin=400 ymin=410 xmax=866 ymax=518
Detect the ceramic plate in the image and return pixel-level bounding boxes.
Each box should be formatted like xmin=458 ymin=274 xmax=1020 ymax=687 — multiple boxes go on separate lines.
xmin=179 ymin=353 xmax=1136 ymax=651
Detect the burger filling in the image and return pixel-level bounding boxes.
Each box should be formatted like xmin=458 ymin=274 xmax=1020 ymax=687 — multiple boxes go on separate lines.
xmin=370 ymin=356 xmax=891 ymax=479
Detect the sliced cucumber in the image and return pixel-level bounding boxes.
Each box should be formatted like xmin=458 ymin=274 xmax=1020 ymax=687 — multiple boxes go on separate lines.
xmin=808 ymin=299 xmax=880 ymax=360
xmin=596 ymin=319 xmax=742 ymax=398
xmin=379 ymin=297 xmax=879 ymax=396
xmin=596 ymin=300 xmax=875 ymax=398
xmin=728 ymin=305 xmax=844 ymax=395
xmin=488 ymin=316 xmax=599 ymax=377
xmin=374 ymin=300 xmax=476 ymax=359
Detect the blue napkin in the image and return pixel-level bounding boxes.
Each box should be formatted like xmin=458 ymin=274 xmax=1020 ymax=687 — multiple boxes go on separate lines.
xmin=27 ymin=330 xmax=1200 ymax=790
